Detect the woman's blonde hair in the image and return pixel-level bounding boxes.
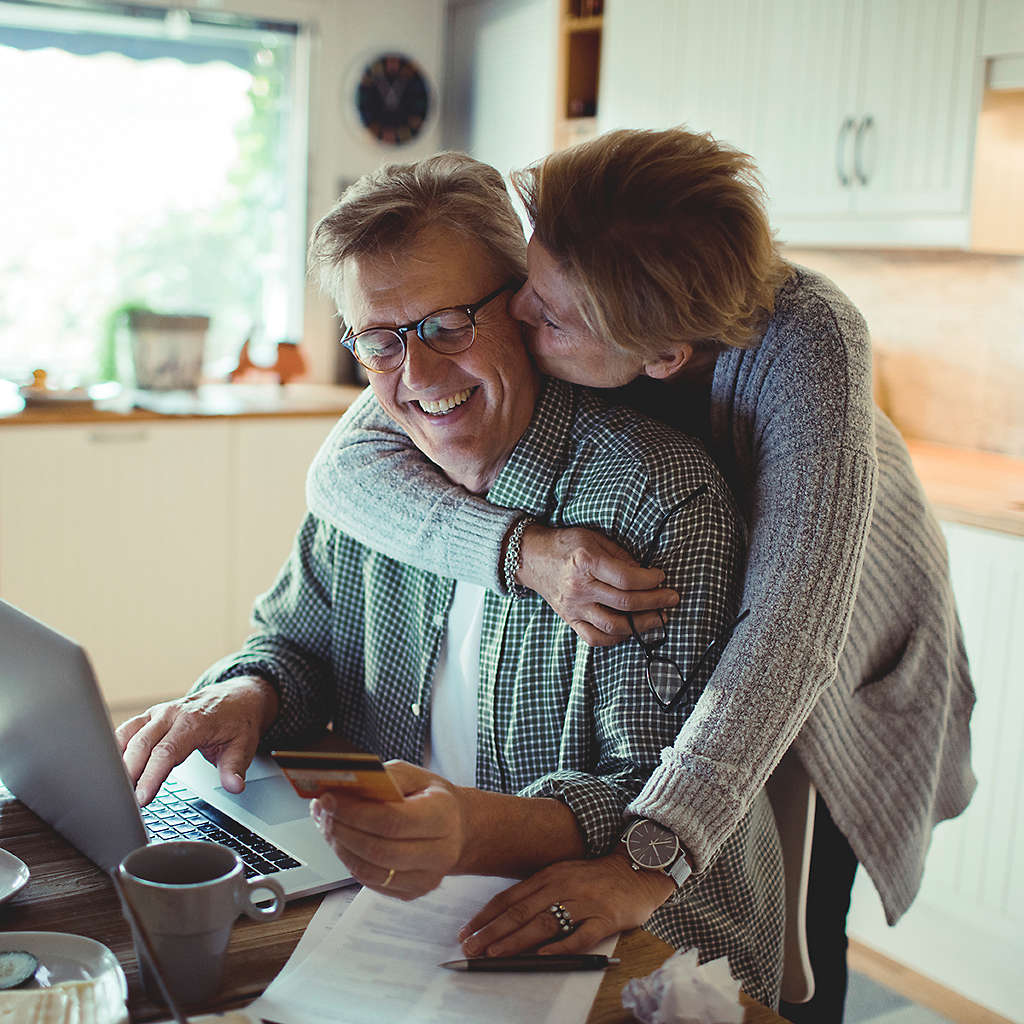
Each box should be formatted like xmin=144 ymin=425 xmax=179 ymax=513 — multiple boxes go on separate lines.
xmin=308 ymin=152 xmax=527 ymax=311
xmin=511 ymin=127 xmax=792 ymax=355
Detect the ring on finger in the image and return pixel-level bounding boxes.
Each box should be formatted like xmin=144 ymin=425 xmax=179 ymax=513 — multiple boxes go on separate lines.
xmin=548 ymin=902 xmax=575 ymax=934
xmin=381 ymin=867 xmax=395 ymax=889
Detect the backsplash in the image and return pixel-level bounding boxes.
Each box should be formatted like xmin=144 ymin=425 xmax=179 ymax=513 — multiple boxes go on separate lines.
xmin=784 ymin=248 xmax=1024 ymax=459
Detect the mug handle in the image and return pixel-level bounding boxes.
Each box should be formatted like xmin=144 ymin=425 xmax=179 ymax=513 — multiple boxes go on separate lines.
xmin=240 ymin=875 xmax=286 ymax=920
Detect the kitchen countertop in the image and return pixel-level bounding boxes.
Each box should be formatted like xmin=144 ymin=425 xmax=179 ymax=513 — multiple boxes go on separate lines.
xmin=0 ymin=381 xmax=363 ymax=423
xmin=1 ymin=382 xmax=1020 ymax=536
xmin=904 ymin=439 xmax=1024 ymax=538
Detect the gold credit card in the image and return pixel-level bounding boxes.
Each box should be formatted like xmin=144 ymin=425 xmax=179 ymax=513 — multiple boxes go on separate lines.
xmin=271 ymin=749 xmax=405 ymax=801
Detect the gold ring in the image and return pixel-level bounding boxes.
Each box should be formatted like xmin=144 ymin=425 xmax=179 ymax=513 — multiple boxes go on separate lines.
xmin=381 ymin=867 xmax=395 ymax=889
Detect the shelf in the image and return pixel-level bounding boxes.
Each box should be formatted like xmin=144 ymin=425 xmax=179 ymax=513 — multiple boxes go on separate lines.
xmin=563 ymin=25 xmax=601 ymax=117
xmin=556 ymin=0 xmax=603 ymax=149
xmin=566 ymin=15 xmax=603 ymax=32
xmin=566 ymin=0 xmax=604 ymax=17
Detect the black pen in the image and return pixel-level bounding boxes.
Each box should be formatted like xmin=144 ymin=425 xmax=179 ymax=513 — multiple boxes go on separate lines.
xmin=440 ymin=954 xmax=620 ymax=972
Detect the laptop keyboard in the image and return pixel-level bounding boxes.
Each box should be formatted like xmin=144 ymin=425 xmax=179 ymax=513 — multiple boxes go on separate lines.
xmin=142 ymin=777 xmax=302 ymax=878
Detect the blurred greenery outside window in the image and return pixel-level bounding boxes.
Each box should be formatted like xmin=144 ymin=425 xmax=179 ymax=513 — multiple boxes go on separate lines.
xmin=0 ymin=1 xmax=309 ymax=386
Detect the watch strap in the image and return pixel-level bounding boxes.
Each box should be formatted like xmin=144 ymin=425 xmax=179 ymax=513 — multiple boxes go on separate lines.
xmin=666 ymin=852 xmax=693 ymax=887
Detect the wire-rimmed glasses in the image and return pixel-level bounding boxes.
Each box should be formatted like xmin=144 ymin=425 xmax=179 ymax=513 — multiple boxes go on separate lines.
xmin=340 ymin=280 xmax=515 ymax=374
xmin=626 ymin=487 xmax=750 ymax=710
xmin=629 ymin=606 xmax=750 ymax=710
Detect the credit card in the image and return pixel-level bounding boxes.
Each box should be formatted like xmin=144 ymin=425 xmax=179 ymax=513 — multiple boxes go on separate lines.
xmin=270 ymin=749 xmax=404 ymax=801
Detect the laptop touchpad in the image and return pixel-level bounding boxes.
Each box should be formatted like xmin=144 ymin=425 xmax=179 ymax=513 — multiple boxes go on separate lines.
xmin=214 ymin=777 xmax=307 ymax=825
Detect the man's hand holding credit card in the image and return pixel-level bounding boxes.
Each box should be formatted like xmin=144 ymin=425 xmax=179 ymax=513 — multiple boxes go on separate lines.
xmin=271 ymin=748 xmax=405 ymax=801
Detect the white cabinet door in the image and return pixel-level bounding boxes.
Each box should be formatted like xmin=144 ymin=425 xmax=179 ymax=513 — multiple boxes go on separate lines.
xmin=852 ymin=0 xmax=981 ymax=217
xmin=229 ymin=417 xmax=337 ymax=646
xmin=753 ymin=0 xmax=862 ymax=221
xmin=600 ymin=0 xmax=770 ymax=151
xmin=0 ymin=423 xmax=233 ymax=709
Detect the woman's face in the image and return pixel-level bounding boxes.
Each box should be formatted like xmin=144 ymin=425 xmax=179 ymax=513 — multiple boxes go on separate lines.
xmin=509 ymin=237 xmax=647 ymax=388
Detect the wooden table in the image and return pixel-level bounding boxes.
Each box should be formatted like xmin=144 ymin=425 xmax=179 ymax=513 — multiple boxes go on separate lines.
xmin=0 ymin=786 xmax=783 ymax=1022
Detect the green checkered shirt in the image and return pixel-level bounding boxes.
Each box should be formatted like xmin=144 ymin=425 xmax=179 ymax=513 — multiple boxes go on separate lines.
xmin=197 ymin=378 xmax=783 ymax=1006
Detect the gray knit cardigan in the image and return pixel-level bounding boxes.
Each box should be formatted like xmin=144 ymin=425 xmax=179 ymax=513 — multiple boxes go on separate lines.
xmin=306 ymin=266 xmax=976 ymax=924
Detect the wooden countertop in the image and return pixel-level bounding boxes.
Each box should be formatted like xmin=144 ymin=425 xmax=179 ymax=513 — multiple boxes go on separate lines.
xmin=0 ymin=382 xmax=363 ymax=425
xmin=905 ymin=439 xmax=1024 ymax=538
xmin=1 ymin=381 xmax=1020 ymax=536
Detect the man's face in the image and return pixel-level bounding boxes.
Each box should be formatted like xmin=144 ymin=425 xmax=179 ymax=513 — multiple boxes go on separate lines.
xmin=341 ymin=225 xmax=540 ymax=495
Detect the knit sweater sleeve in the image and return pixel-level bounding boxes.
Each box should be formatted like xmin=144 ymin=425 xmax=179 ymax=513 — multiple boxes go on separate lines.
xmin=628 ymin=448 xmax=876 ymax=869
xmin=628 ymin=270 xmax=879 ymax=871
xmin=305 ymin=385 xmax=521 ymax=592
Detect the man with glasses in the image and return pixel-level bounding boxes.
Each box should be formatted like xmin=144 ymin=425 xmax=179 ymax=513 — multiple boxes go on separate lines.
xmin=117 ymin=153 xmax=785 ymax=1008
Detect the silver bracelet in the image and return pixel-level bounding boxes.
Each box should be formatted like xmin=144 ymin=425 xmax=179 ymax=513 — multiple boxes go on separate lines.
xmin=502 ymin=515 xmax=535 ymax=598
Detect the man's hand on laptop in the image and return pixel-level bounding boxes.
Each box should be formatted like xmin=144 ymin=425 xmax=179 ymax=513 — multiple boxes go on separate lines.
xmin=115 ymin=677 xmax=280 ymax=806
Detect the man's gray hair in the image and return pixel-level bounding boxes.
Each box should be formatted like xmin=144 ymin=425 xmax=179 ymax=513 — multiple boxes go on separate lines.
xmin=308 ymin=152 xmax=527 ymax=312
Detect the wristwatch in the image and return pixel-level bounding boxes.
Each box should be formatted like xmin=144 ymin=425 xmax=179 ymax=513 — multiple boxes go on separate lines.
xmin=620 ymin=818 xmax=693 ymax=887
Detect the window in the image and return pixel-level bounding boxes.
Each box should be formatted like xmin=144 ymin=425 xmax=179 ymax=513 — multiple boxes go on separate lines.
xmin=0 ymin=1 xmax=309 ymax=385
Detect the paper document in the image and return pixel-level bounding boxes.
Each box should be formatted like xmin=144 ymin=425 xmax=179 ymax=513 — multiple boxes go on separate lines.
xmin=248 ymin=875 xmax=616 ymax=1024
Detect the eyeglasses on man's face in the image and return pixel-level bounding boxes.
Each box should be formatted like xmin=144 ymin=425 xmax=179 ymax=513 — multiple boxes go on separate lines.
xmin=340 ymin=281 xmax=515 ymax=374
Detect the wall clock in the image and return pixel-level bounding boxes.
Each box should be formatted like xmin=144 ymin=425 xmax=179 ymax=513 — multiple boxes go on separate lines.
xmin=355 ymin=53 xmax=431 ymax=146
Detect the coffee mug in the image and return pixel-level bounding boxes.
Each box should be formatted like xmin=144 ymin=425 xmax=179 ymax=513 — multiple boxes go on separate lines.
xmin=117 ymin=840 xmax=285 ymax=1005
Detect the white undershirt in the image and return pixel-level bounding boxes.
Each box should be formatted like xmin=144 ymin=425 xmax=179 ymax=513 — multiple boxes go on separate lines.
xmin=423 ymin=581 xmax=485 ymax=788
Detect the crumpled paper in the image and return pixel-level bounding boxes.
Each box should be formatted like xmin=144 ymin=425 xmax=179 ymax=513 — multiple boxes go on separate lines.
xmin=621 ymin=948 xmax=745 ymax=1024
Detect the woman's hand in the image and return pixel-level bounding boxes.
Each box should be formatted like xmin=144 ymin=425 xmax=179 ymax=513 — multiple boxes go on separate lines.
xmin=516 ymin=525 xmax=679 ymax=646
xmin=457 ymin=850 xmax=675 ymax=958
xmin=311 ymin=761 xmax=466 ymax=902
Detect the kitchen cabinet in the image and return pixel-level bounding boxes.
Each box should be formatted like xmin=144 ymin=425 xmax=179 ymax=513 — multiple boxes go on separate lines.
xmin=0 ymin=415 xmax=337 ymax=712
xmin=767 ymin=0 xmax=983 ymax=244
xmin=598 ymin=0 xmax=983 ymax=247
xmin=598 ymin=0 xmax=769 ymax=156
xmin=0 ymin=422 xmax=233 ymax=708
xmin=847 ymin=521 xmax=1024 ymax=1021
xmin=230 ymin=418 xmax=336 ymax=644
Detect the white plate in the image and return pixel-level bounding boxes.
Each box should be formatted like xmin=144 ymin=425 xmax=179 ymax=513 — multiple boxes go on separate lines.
xmin=0 ymin=848 xmax=29 ymax=904
xmin=0 ymin=932 xmax=126 ymax=997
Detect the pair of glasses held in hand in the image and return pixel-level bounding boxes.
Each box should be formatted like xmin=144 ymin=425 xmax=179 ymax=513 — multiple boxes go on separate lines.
xmin=629 ymin=607 xmax=750 ymax=710
xmin=626 ymin=487 xmax=750 ymax=710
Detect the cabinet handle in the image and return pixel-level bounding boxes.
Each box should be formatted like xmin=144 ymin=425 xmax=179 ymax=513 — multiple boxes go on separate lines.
xmin=854 ymin=115 xmax=874 ymax=186
xmin=88 ymin=429 xmax=149 ymax=444
xmin=836 ymin=117 xmax=855 ymax=187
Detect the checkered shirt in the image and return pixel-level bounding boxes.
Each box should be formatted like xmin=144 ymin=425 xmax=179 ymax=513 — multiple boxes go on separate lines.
xmin=196 ymin=378 xmax=784 ymax=1007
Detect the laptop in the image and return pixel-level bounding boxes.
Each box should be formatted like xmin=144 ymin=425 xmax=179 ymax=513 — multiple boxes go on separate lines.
xmin=0 ymin=598 xmax=353 ymax=899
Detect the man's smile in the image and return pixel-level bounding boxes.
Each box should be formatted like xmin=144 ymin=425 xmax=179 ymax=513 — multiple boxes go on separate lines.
xmin=416 ymin=386 xmax=477 ymax=416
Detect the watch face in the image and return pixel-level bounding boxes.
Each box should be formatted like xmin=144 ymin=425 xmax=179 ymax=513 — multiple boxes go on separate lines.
xmin=625 ymin=819 xmax=680 ymax=870
xmin=355 ymin=53 xmax=430 ymax=146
